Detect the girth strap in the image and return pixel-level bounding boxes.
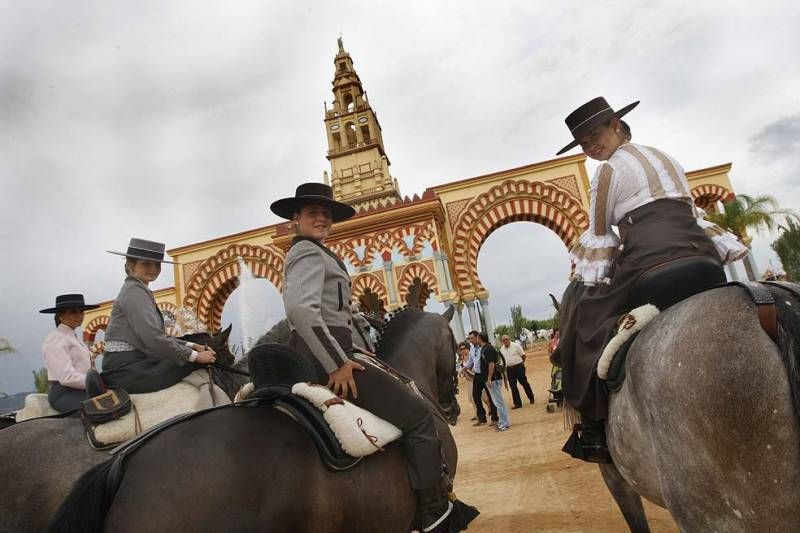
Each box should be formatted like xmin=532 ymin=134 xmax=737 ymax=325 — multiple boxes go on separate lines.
xmin=723 ymin=281 xmax=778 ymax=343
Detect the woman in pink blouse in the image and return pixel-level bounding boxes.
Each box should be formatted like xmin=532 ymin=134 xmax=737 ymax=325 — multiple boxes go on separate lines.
xmin=39 ymin=294 xmax=99 ymax=412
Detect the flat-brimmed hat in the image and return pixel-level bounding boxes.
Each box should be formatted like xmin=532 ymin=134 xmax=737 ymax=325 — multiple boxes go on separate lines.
xmin=556 ymin=96 xmax=640 ymax=155
xmin=270 ymin=182 xmax=356 ymax=223
xmin=39 ymin=294 xmax=100 ymax=314
xmin=107 ymin=238 xmax=177 ymax=264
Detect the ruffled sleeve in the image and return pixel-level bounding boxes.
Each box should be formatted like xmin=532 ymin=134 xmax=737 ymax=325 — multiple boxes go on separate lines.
xmin=570 ymin=163 xmax=620 ymax=285
xmin=694 ymin=209 xmax=750 ymax=264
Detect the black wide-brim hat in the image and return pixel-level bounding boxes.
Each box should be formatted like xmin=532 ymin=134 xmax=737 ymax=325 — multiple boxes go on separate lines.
xmin=556 ymin=96 xmax=640 ymax=155
xmin=270 ymin=182 xmax=356 ymax=223
xmin=40 ymin=294 xmax=100 ymax=314
xmin=107 ymin=237 xmax=177 ymax=264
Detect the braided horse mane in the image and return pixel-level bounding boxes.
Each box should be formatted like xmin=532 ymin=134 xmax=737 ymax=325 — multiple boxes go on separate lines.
xmin=375 ymin=306 xmax=425 ymax=359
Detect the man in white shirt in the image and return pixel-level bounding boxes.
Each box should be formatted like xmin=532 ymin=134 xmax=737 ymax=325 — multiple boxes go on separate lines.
xmin=500 ymin=335 xmax=534 ymax=409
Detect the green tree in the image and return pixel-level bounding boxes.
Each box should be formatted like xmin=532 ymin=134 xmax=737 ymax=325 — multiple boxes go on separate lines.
xmin=33 ymin=368 xmax=50 ymax=394
xmin=706 ymin=194 xmax=797 ymax=280
xmin=509 ymin=305 xmax=527 ymax=338
xmin=494 ymin=323 xmax=513 ymax=340
xmin=772 ymin=218 xmax=800 ymax=281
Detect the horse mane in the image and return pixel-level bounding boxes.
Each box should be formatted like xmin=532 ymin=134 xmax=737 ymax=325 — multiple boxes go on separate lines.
xmin=767 ymin=285 xmax=800 ymax=423
xmin=375 ymin=306 xmax=425 ymax=359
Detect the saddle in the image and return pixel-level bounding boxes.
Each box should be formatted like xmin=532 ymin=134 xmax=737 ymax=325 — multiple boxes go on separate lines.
xmin=247 ymin=343 xmax=402 ymax=471
xmin=599 ymin=256 xmax=727 ymax=386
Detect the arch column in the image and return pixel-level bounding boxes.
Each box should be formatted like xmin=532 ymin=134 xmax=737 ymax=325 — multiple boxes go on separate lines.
xmin=448 ymin=303 xmax=466 ymax=341
xmin=479 ymin=296 xmax=495 ymax=343
xmin=464 ymin=299 xmax=480 ymax=333
xmin=383 ymin=261 xmax=398 ymax=305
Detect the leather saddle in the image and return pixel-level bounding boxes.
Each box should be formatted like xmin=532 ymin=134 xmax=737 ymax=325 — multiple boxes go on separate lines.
xmin=247 ymin=343 xmax=361 ymax=471
xmin=628 ymin=255 xmax=727 ymax=311
xmin=602 ymin=256 xmax=727 ymax=388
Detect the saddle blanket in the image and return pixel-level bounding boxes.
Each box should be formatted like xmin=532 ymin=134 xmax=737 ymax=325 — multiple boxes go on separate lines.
xmin=291 ymin=383 xmax=402 ymax=457
xmin=597 ymin=304 xmax=660 ymax=380
xmin=16 ymin=370 xmax=229 ymax=447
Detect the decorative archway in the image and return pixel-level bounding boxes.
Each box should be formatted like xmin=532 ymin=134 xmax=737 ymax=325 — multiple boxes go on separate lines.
xmin=83 ymin=315 xmax=110 ymax=343
xmin=691 ymin=184 xmax=734 ymax=212
xmin=351 ymin=272 xmax=389 ymax=315
xmin=396 ymin=261 xmax=439 ymax=304
xmin=451 ymin=179 xmax=589 ymax=296
xmin=183 ymin=243 xmax=285 ymax=331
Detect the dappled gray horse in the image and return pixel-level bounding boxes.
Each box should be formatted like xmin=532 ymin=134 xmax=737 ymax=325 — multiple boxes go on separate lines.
xmin=557 ymin=280 xmax=800 ymax=532
xmin=0 ymin=329 xmax=238 ymax=533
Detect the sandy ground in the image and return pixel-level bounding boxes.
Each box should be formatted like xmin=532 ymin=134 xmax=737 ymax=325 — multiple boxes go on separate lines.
xmin=450 ymin=342 xmax=679 ymax=533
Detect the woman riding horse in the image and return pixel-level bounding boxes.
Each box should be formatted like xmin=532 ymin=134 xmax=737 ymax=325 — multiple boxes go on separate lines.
xmin=101 ymin=238 xmax=217 ymax=393
xmin=552 ymin=97 xmax=748 ymax=463
xmin=39 ymin=293 xmax=100 ymax=411
xmin=266 ymin=183 xmax=474 ymax=533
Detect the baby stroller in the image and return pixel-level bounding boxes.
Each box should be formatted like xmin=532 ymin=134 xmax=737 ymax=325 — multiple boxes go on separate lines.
xmin=546 ymin=364 xmax=563 ymax=413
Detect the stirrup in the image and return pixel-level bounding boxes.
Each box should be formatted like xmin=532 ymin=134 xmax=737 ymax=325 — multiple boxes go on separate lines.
xmin=422 ymin=501 xmax=453 ymax=532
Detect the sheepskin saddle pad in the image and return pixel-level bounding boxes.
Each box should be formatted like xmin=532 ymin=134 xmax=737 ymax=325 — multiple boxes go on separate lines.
xmin=597 ymin=304 xmax=660 ymax=390
xmin=290 ymin=383 xmax=402 ymax=458
xmin=86 ymin=370 xmax=229 ymax=449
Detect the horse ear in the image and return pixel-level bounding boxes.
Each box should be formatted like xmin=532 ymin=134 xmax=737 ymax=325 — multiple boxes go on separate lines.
xmin=441 ymin=305 xmax=455 ymax=323
xmin=549 ymin=294 xmax=561 ymax=312
xmin=220 ymin=324 xmax=233 ymax=342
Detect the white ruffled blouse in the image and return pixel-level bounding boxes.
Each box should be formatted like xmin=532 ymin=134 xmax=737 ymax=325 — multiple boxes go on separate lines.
xmin=570 ymin=143 xmax=748 ymax=286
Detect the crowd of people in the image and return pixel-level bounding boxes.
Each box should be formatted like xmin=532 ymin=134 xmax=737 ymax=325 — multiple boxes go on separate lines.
xmin=456 ymin=328 xmax=559 ymax=434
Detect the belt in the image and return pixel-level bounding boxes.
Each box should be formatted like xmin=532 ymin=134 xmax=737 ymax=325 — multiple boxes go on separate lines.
xmin=105 ymin=340 xmax=136 ymax=353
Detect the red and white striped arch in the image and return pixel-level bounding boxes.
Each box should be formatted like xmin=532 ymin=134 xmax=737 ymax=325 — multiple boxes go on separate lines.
xmin=83 ymin=315 xmax=110 ymax=343
xmin=691 ymin=184 xmax=734 ymax=211
xmin=183 ymin=243 xmax=285 ymax=331
xmin=396 ymin=261 xmax=439 ymax=302
xmin=451 ymin=179 xmax=589 ymax=295
xmin=351 ymin=272 xmax=389 ymax=306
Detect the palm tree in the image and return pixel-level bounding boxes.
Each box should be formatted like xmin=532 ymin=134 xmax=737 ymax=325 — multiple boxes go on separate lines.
xmin=0 ymin=337 xmax=14 ymax=353
xmin=772 ymin=218 xmax=800 ymax=281
xmin=705 ymin=194 xmax=797 ymax=280
xmin=33 ymin=368 xmax=50 ymax=394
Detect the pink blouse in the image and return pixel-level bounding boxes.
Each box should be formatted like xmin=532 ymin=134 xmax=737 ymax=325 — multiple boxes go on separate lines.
xmin=42 ymin=324 xmax=92 ymax=389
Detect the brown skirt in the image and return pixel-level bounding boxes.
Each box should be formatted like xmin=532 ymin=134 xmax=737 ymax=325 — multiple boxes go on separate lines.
xmin=560 ymin=199 xmax=721 ymax=420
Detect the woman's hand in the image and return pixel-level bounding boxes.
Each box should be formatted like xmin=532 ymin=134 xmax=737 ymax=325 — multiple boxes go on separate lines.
xmin=327 ymin=359 xmax=365 ymax=400
xmin=192 ymin=343 xmax=216 ymax=355
xmin=196 ymin=350 xmax=217 ymax=365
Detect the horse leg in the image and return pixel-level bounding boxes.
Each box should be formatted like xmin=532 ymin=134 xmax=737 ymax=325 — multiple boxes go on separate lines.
xmin=599 ymin=463 xmax=650 ymax=533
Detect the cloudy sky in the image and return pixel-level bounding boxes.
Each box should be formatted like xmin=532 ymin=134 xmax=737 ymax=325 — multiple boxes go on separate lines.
xmin=1 ymin=1 xmax=798 ymax=394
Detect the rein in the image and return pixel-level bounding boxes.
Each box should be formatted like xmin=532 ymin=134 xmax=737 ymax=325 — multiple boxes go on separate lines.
xmin=210 ymin=362 xmax=251 ymax=377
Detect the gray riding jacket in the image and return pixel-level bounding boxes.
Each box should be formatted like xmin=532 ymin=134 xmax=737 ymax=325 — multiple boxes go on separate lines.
xmin=105 ymin=276 xmax=193 ymax=363
xmin=283 ymin=237 xmax=355 ymax=374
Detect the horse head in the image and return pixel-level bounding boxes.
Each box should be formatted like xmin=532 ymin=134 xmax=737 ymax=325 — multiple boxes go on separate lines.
xmin=377 ymin=308 xmax=461 ymax=425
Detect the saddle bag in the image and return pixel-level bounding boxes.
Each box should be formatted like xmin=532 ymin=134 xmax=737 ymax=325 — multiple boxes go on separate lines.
xmin=81 ymin=388 xmax=132 ymax=425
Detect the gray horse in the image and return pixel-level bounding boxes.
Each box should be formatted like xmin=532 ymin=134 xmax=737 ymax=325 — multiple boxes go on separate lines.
xmin=0 ymin=329 xmax=239 ymax=533
xmin=556 ymin=280 xmax=800 ymax=532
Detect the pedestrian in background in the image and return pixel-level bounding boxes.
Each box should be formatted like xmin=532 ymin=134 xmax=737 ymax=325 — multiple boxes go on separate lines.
xmin=477 ymin=332 xmax=510 ymax=431
xmin=500 ymin=335 xmax=534 ymax=409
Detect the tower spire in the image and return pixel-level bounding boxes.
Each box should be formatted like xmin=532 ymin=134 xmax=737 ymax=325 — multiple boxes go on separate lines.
xmin=323 ymin=39 xmax=401 ymax=212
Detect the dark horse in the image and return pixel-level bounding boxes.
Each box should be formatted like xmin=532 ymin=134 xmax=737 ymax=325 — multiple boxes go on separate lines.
xmin=556 ymin=280 xmax=800 ymax=532
xmin=0 ymin=328 xmax=238 ymax=533
xmin=49 ymin=308 xmax=461 ymax=533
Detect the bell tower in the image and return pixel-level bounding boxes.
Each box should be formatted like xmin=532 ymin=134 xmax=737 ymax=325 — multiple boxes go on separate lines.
xmin=324 ymin=37 xmax=401 ymax=212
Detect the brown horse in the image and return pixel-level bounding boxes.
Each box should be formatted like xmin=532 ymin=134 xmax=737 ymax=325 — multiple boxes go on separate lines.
xmin=0 ymin=328 xmax=238 ymax=533
xmin=48 ymin=308 xmax=463 ymax=533
xmin=556 ymin=280 xmax=800 ymax=532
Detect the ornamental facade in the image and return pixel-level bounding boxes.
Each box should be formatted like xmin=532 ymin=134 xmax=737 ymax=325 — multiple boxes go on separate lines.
xmin=82 ymin=40 xmax=738 ymax=343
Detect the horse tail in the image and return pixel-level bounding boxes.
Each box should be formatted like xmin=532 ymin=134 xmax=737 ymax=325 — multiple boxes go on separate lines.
xmin=767 ymin=285 xmax=800 ymax=422
xmin=47 ymin=456 xmax=122 ymax=533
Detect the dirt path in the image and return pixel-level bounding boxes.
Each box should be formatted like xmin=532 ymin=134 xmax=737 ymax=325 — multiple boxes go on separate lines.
xmin=450 ymin=343 xmax=678 ymax=532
